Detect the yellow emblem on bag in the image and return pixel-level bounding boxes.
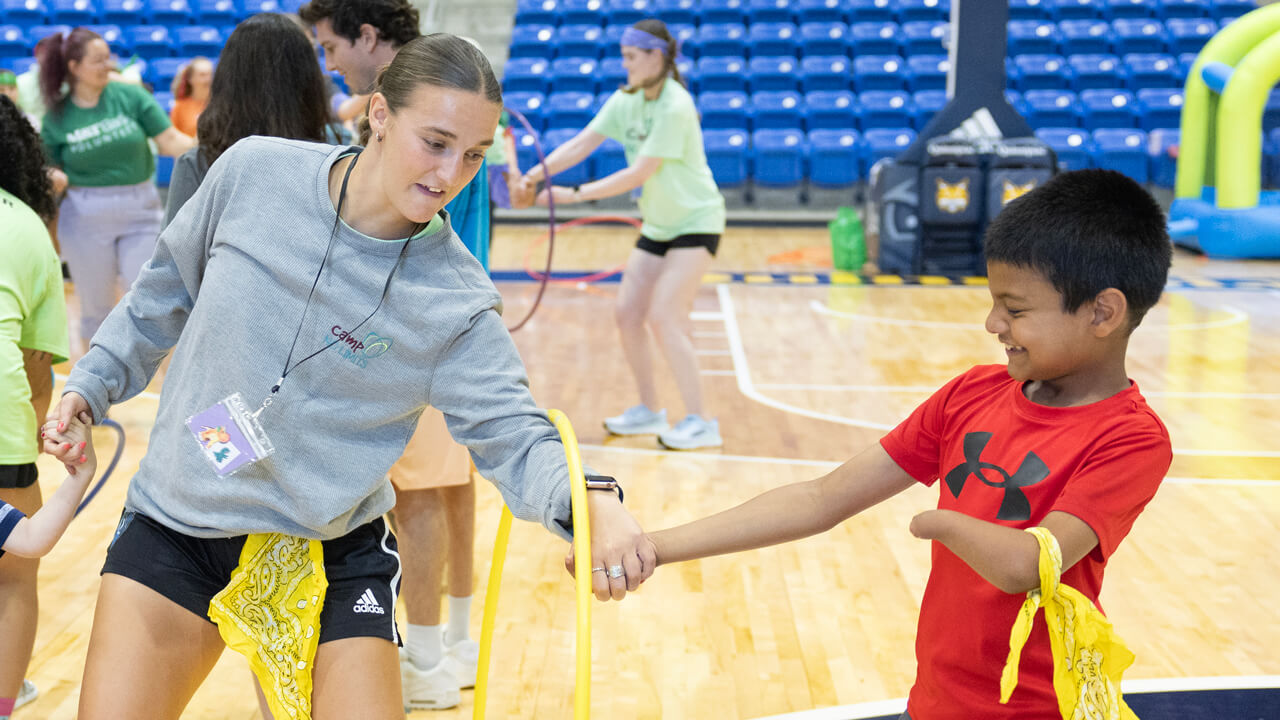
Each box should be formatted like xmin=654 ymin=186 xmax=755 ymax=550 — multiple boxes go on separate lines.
xmin=1001 ymin=179 xmax=1037 ymax=207
xmin=1000 ymin=527 xmax=1137 ymax=720
xmin=936 ymin=178 xmax=970 ymax=214
xmin=209 ymin=533 xmax=328 ymax=720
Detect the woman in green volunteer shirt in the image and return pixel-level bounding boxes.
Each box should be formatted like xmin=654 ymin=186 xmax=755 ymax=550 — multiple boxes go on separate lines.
xmin=38 ymin=28 xmax=194 ymax=347
xmin=519 ymin=19 xmax=727 ymax=451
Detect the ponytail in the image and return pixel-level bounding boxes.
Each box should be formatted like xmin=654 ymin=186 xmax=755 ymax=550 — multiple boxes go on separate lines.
xmin=36 ymin=28 xmax=101 ymax=114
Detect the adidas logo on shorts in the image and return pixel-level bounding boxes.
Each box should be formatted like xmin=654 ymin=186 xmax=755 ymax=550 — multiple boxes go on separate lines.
xmin=353 ymin=588 xmax=385 ymax=615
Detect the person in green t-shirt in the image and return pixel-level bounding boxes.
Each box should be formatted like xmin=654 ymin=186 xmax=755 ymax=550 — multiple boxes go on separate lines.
xmin=0 ymin=94 xmax=72 ymax=720
xmin=519 ymin=19 xmax=727 ymax=451
xmin=37 ymin=28 xmax=194 ymax=347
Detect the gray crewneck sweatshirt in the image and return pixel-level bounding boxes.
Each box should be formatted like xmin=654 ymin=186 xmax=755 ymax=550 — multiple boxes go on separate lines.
xmin=65 ymin=137 xmax=574 ymax=540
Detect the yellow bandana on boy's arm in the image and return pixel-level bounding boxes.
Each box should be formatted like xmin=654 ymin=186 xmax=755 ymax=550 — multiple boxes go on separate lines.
xmin=209 ymin=533 xmax=328 ymax=720
xmin=1000 ymin=526 xmax=1138 ymax=720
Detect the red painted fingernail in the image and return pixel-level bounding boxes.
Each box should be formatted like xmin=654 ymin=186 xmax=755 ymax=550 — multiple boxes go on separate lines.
xmin=80 ymin=441 xmax=87 ymax=450
xmin=58 ymin=422 xmax=64 ymax=431
xmin=79 ymin=456 xmax=87 ymax=463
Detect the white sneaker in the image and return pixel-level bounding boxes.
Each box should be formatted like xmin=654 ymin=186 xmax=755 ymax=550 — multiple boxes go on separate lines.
xmin=400 ymin=652 xmax=461 ymax=711
xmin=443 ymin=637 xmax=480 ymax=690
xmin=658 ymin=415 xmax=722 ymax=450
xmin=603 ymin=405 xmax=669 ymax=435
xmin=15 ymin=679 xmax=37 ymax=710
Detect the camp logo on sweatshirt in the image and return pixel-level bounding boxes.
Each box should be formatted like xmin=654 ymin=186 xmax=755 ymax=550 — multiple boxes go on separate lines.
xmin=326 ymin=326 xmax=393 ymax=369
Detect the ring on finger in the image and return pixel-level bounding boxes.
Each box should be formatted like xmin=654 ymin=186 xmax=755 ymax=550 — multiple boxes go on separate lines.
xmin=607 ymin=565 xmax=625 ymax=579
xmin=591 ymin=567 xmax=607 ymax=573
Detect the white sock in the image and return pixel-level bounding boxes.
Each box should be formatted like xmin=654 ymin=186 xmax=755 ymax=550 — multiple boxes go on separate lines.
xmin=446 ymin=595 xmax=472 ymax=645
xmin=406 ymin=623 xmax=443 ymax=670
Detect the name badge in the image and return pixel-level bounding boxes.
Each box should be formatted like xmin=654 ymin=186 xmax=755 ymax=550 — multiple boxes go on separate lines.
xmin=186 ymin=392 xmax=276 ymax=476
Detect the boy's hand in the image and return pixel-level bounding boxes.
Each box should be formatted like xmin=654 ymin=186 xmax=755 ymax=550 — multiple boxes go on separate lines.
xmin=909 ymin=509 xmax=953 ymax=540
xmin=42 ymin=394 xmax=95 ymax=476
xmin=58 ymin=417 xmax=97 ymax=478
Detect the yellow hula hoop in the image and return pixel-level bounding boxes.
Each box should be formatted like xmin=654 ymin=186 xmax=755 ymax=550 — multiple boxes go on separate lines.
xmin=474 ymin=409 xmax=592 ymax=720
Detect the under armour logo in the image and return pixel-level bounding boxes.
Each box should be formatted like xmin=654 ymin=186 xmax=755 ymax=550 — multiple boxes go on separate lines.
xmin=943 ymin=432 xmax=1049 ymax=521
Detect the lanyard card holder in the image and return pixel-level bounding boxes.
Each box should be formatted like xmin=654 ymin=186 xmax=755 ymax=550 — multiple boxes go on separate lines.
xmin=187 ymin=392 xmax=276 ymax=476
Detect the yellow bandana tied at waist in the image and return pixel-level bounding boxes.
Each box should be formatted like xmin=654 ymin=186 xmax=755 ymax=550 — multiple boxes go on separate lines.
xmin=999 ymin=526 xmax=1138 ymax=720
xmin=209 ymin=533 xmax=328 ymax=720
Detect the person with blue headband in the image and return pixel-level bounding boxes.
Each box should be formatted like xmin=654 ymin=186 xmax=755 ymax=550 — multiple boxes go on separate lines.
xmin=518 ymin=19 xmax=727 ymax=451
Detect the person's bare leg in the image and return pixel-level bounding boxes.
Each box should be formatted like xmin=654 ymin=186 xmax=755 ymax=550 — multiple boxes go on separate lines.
xmin=614 ymin=248 xmax=666 ymax=410
xmin=78 ymin=574 xmax=226 ymax=720
xmin=392 ymin=487 xmax=446 ymax=629
xmin=646 ymin=247 xmax=716 ymax=418
xmin=441 ymin=476 xmax=475 ymax=602
xmin=0 ymin=484 xmax=41 ymax=703
xmin=310 ymin=637 xmax=402 ymax=720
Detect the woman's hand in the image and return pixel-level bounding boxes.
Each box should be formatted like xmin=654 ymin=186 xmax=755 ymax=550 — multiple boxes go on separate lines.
xmin=507 ymin=173 xmax=536 ymax=209
xmin=535 ymin=185 xmax=580 ymax=208
xmin=564 ymin=491 xmax=658 ymax=601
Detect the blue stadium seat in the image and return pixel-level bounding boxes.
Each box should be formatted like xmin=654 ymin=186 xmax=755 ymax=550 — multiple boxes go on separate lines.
xmin=1012 ymin=54 xmax=1070 ymax=90
xmin=1111 ymin=18 xmax=1167 ymax=54
xmin=593 ymin=136 xmax=627 ymax=179
xmin=600 ymin=23 xmax=626 ymax=56
xmin=193 ymin=0 xmax=237 ymax=26
xmin=794 ymin=0 xmax=844 ymax=24
xmin=25 ymin=23 xmax=66 ymax=48
xmin=544 ymin=129 xmax=592 ymax=183
xmin=513 ymin=0 xmax=560 ymax=26
xmin=0 ymin=25 xmax=26 ymax=57
xmin=799 ymin=21 xmax=848 ymax=57
xmin=698 ymin=55 xmax=748 ymax=92
xmin=897 ymin=0 xmax=948 ymax=23
xmin=1136 ymin=87 xmax=1183 ymax=130
xmin=751 ymin=128 xmax=806 ymax=187
xmin=751 ymin=90 xmax=804 ymax=129
xmin=805 ymin=89 xmax=857 ymax=129
xmin=240 ymin=0 xmax=282 ymax=14
xmin=84 ymin=22 xmax=129 ymax=54
xmin=149 ymin=0 xmax=193 ymax=25
xmin=1091 ymin=127 xmax=1147 ymax=180
xmin=799 ymin=55 xmax=849 ymax=92
xmin=511 ymin=130 xmax=539 ymax=175
xmin=509 ymin=24 xmax=556 ymax=60
xmin=1080 ymin=87 xmax=1137 ymax=128
xmin=51 ymin=0 xmax=97 ymax=26
xmin=555 ymin=24 xmax=603 ymax=59
xmin=848 ymin=21 xmax=900 ymax=56
xmin=175 ymin=25 xmax=220 ymax=55
xmin=152 ymin=89 xmax=173 ymax=111
xmin=702 ymin=128 xmax=750 ymax=188
xmin=1123 ymin=53 xmax=1179 ymax=89
xmin=1046 ymin=0 xmax=1103 ymax=21
xmin=144 ymin=56 xmax=185 ymax=88
xmin=906 ymin=54 xmax=947 ymax=91
xmin=1267 ymin=129 xmax=1280 ymax=189
xmin=502 ymin=58 xmax=551 ymax=93
xmin=2 ymin=55 xmax=36 ymax=71
xmin=862 ymin=127 xmax=915 ymax=166
xmin=654 ymin=0 xmax=697 ymax=26
xmin=697 ymin=22 xmax=746 ymax=57
xmin=1263 ymin=89 xmax=1280 ymax=132
xmin=1034 ymin=126 xmax=1094 ymax=169
xmin=1023 ymin=88 xmax=1080 ymax=128
xmin=747 ymin=0 xmax=795 ymax=24
xmin=808 ymin=129 xmax=861 ymax=186
xmin=858 ymin=89 xmax=913 ymax=128
xmin=698 ymin=90 xmax=751 ymax=129
xmin=912 ymin=89 xmax=946 ymax=128
xmin=550 ymin=56 xmax=598 ymax=93
xmin=749 ymin=55 xmax=799 ymax=91
xmin=102 ymin=0 xmax=145 ymax=25
xmin=748 ymin=21 xmax=798 ymax=57
xmin=700 ymin=0 xmax=747 ymax=25
xmin=1165 ymin=17 xmax=1216 ymax=56
xmin=154 ymin=154 xmax=174 ymax=186
xmin=853 ymin=54 xmax=907 ymax=91
xmin=592 ymin=90 xmax=610 ymax=114
xmin=0 ymin=0 xmax=48 ymax=27
xmin=503 ymin=91 xmax=546 ymax=133
xmin=127 ymin=24 xmax=173 ymax=58
xmin=595 ymin=56 xmax=625 ymax=89
xmin=559 ymin=0 xmax=606 ymax=26
xmin=1059 ymin=19 xmax=1112 ymax=55
xmin=544 ymin=90 xmax=594 ymax=130
xmin=1068 ymin=53 xmax=1123 ymax=90
xmin=669 ymin=22 xmax=696 ymax=54
xmin=1157 ymin=0 xmax=1209 ymax=19
xmin=1211 ymin=0 xmax=1256 ymax=22
xmin=900 ymin=20 xmax=946 ymax=55
xmin=1007 ymin=20 xmax=1059 ymax=55
xmin=1008 ymin=0 xmax=1050 ymax=21
xmin=607 ymin=0 xmax=652 ymax=26
xmin=1147 ymin=127 xmax=1179 ymax=186
xmin=1103 ymin=0 xmax=1156 ymax=20
xmin=848 ymin=0 xmax=895 ymax=23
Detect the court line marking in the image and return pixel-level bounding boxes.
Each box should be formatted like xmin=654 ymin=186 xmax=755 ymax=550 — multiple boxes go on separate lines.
xmin=748 ymin=676 xmax=1280 ymax=720
xmin=810 ymin=300 xmax=1250 ymax=331
xmin=695 ymin=349 xmax=732 ymax=356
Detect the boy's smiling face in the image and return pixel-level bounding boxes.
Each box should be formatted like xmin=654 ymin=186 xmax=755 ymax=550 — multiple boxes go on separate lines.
xmin=984 ymin=261 xmax=1099 ymax=386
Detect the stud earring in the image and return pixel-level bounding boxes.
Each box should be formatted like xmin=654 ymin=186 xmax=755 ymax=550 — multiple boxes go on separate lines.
xmin=376 ymin=132 xmax=383 ymax=142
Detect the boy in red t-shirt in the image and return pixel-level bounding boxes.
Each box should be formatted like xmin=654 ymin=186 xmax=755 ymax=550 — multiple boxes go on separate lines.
xmin=637 ymin=169 xmax=1174 ymax=719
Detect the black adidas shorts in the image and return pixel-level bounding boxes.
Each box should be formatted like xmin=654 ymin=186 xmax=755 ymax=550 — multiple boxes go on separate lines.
xmin=0 ymin=463 xmax=38 ymax=489
xmin=102 ymin=511 xmax=401 ymax=644
xmin=635 ymin=233 xmax=720 ymax=257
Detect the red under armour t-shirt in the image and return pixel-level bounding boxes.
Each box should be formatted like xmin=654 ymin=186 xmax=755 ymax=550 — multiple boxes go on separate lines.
xmin=880 ymin=364 xmax=1171 ymax=720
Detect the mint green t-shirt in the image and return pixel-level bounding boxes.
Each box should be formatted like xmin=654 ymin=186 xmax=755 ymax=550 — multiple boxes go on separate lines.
xmin=588 ymin=78 xmax=726 ymax=241
xmin=0 ymin=189 xmax=70 ymax=464
xmin=41 ymin=81 xmax=170 ymax=187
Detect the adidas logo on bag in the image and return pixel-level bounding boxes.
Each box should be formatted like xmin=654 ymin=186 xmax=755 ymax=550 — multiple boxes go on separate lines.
xmin=353 ymin=588 xmax=385 ymax=615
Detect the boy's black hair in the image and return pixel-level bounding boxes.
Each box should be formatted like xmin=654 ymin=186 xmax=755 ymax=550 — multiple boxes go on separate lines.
xmin=298 ymin=0 xmax=419 ymax=47
xmin=984 ymin=169 xmax=1171 ymax=329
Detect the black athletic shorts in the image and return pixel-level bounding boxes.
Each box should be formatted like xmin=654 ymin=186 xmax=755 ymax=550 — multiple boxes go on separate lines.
xmin=0 ymin=464 xmax=38 ymax=489
xmin=635 ymin=233 xmax=720 ymax=257
xmin=102 ymin=511 xmax=402 ymax=644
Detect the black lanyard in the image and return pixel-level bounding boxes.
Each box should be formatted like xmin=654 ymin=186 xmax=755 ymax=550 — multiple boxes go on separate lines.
xmin=258 ymin=151 xmax=420 ymax=412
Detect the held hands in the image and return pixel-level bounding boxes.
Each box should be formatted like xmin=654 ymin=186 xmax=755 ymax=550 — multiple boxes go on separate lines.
xmin=41 ymin=411 xmax=97 ymax=478
xmin=564 ymin=491 xmax=658 ymax=601
xmin=535 ymin=185 xmax=580 ymax=208
xmin=507 ymin=173 xmax=537 ymax=209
